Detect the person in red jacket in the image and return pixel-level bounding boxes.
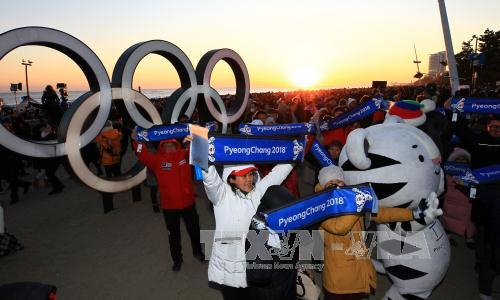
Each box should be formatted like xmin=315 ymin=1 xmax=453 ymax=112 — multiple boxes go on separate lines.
xmin=131 ymin=129 xmax=204 ymax=272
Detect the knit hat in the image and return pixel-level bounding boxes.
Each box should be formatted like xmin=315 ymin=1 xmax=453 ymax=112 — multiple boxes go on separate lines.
xmin=258 ymin=185 xmax=296 ymax=213
xmin=447 ymin=147 xmax=471 ymax=163
xmin=386 ymin=100 xmax=435 ymax=127
xmin=249 ymin=119 xmax=264 ymax=125
xmin=318 ymin=165 xmax=344 ymax=187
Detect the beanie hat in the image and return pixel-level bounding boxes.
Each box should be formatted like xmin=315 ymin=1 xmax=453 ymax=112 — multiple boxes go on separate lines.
xmin=447 ymin=147 xmax=471 ymax=163
xmin=249 ymin=119 xmax=264 ymax=125
xmin=258 ymin=185 xmax=296 ymax=213
xmin=318 ymin=165 xmax=344 ymax=188
xmin=386 ymin=100 xmax=435 ymax=127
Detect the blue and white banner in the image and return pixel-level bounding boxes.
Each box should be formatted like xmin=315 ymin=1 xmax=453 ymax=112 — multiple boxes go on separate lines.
xmin=310 ymin=139 xmax=336 ymax=167
xmin=238 ymin=122 xmax=316 ymax=136
xmin=136 ymin=123 xmax=215 ymax=142
xmin=451 ymin=97 xmax=500 ymax=115
xmin=263 ymin=184 xmax=378 ymax=231
xmin=444 ymin=162 xmax=470 ymax=177
xmin=319 ymin=99 xmax=383 ymax=131
xmin=207 ymin=135 xmax=306 ymax=165
xmin=458 ymin=164 xmax=500 ymax=185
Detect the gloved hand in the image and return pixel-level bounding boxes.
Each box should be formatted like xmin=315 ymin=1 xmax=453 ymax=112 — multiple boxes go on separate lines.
xmin=412 ymin=192 xmax=443 ymax=225
xmin=250 ymin=214 xmax=267 ymax=230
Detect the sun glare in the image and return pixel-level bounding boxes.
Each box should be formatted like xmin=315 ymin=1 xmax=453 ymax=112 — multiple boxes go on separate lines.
xmin=290 ymin=67 xmax=320 ymax=89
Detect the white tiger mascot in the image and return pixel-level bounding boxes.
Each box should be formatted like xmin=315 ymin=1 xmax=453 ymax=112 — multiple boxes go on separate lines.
xmin=338 ymin=117 xmax=450 ymax=300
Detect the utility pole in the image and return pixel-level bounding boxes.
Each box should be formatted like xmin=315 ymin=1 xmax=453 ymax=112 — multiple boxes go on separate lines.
xmin=21 ymin=59 xmax=33 ymax=100
xmin=437 ymin=0 xmax=460 ymax=95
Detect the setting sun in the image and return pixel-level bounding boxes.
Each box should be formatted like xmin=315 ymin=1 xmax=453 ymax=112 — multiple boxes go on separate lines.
xmin=290 ymin=67 xmax=320 ymax=89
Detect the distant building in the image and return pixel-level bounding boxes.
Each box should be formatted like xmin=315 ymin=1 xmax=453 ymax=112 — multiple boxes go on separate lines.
xmin=428 ymin=51 xmax=447 ymax=77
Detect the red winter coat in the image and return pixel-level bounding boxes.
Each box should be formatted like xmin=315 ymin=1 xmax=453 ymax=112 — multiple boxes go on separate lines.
xmin=322 ymin=128 xmax=346 ymax=146
xmin=133 ymin=139 xmax=195 ymax=210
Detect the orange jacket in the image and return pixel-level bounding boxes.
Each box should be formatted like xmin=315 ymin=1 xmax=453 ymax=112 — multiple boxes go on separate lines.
xmin=315 ymin=184 xmax=413 ymax=294
xmin=96 ymin=129 xmax=122 ymax=166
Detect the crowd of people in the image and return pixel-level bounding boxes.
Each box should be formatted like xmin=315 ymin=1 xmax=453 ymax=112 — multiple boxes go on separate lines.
xmin=1 ymin=82 xmax=500 ymax=299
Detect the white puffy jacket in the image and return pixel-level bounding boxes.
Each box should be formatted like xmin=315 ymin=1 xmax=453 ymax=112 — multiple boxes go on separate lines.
xmin=202 ymin=164 xmax=293 ymax=287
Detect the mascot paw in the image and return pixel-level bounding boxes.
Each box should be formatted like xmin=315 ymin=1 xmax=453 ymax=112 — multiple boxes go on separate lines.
xmin=424 ymin=192 xmax=442 ymax=220
xmin=413 ymin=192 xmax=442 ymax=225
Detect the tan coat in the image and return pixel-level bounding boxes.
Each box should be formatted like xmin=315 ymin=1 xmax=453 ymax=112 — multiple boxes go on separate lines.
xmin=320 ymin=202 xmax=413 ymax=294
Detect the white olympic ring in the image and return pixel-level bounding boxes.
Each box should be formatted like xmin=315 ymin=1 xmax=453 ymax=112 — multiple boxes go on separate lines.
xmin=0 ymin=27 xmax=250 ymax=192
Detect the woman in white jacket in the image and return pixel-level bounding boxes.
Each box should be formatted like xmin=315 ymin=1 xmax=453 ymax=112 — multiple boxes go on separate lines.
xmin=202 ymin=163 xmax=293 ymax=299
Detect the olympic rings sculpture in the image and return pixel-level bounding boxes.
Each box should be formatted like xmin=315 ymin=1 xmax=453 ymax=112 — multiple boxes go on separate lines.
xmin=0 ymin=27 xmax=250 ymax=192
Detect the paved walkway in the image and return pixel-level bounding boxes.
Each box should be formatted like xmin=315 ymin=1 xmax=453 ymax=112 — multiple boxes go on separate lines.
xmin=0 ymin=165 xmax=498 ymax=299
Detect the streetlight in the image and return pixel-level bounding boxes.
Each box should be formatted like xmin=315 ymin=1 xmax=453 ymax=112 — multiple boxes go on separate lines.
xmin=413 ymin=43 xmax=424 ymax=79
xmin=21 ymin=59 xmax=33 ymax=100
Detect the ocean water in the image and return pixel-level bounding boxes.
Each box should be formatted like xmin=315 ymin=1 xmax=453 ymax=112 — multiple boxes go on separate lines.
xmin=0 ymin=87 xmax=296 ymax=106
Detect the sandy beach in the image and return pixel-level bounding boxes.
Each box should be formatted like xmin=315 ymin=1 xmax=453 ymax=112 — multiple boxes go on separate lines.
xmin=0 ymin=163 xmax=498 ymax=299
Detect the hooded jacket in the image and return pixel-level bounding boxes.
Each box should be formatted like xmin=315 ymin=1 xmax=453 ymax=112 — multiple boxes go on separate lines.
xmin=134 ymin=139 xmax=194 ymax=210
xmin=96 ymin=127 xmax=122 ymax=166
xmin=202 ymin=163 xmax=293 ymax=288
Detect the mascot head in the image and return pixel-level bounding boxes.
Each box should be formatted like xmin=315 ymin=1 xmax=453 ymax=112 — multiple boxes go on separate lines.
xmin=339 ymin=119 xmax=444 ymax=209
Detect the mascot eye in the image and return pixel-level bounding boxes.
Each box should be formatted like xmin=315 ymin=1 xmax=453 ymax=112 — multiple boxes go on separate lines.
xmin=412 ymin=145 xmax=418 ymax=148
xmin=418 ymin=155 xmax=424 ymax=162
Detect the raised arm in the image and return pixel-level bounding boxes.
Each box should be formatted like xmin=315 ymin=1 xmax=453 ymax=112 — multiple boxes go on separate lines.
xmin=132 ymin=141 xmax=156 ymax=170
xmin=202 ymin=165 xmax=228 ymax=206
xmin=130 ymin=127 xmax=156 ymax=170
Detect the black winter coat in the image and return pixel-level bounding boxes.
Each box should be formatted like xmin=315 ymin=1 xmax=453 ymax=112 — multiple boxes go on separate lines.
xmin=452 ymin=114 xmax=500 ymax=246
xmin=246 ymin=229 xmax=298 ymax=300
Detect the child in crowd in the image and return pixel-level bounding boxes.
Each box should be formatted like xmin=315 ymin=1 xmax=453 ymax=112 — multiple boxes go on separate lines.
xmin=327 ymin=140 xmax=343 ymax=162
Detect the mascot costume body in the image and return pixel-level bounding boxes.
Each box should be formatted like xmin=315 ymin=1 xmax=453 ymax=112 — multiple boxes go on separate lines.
xmin=338 ymin=117 xmax=450 ymax=300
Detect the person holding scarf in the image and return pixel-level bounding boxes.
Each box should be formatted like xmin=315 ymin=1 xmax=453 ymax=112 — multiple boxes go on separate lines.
xmin=316 ymin=165 xmax=437 ymax=300
xmin=202 ymin=162 xmax=293 ymax=299
xmin=131 ymin=130 xmax=204 ymax=272
xmin=445 ymin=99 xmax=500 ymax=300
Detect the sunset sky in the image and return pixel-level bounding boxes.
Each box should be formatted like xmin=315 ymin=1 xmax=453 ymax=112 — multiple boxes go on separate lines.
xmin=0 ymin=0 xmax=499 ymax=93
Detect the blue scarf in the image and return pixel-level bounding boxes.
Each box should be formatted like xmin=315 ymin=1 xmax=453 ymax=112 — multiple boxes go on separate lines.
xmin=239 ymin=122 xmax=316 ymax=136
xmin=451 ymin=97 xmax=500 ymax=114
xmin=444 ymin=162 xmax=470 ymax=177
xmin=458 ymin=164 xmax=500 ymax=185
xmin=262 ymin=184 xmax=378 ymax=231
xmin=319 ymin=99 xmax=385 ymax=131
xmin=310 ymin=139 xmax=336 ymax=167
xmin=207 ymin=135 xmax=306 ymax=165
xmin=136 ymin=123 xmax=214 ymax=142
